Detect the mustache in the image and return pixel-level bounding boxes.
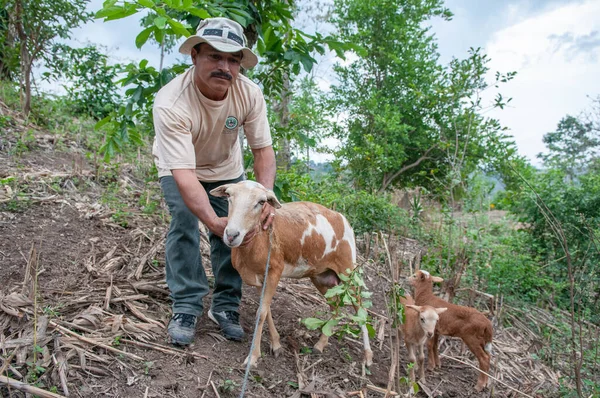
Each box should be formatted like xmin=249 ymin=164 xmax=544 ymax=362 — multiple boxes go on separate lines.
xmin=211 ymin=71 xmax=232 ymax=80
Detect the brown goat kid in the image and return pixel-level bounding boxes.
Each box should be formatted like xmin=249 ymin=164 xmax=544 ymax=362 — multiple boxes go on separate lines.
xmin=399 ymin=294 xmax=447 ymax=384
xmin=410 ymin=270 xmax=493 ymax=392
xmin=210 ymin=181 xmax=373 ymax=368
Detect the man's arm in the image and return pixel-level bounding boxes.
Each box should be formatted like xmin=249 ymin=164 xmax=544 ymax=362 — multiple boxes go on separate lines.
xmin=171 ymin=169 xmax=227 ymax=237
xmin=251 ymin=145 xmax=276 ymax=189
xmin=251 ymin=145 xmax=277 ymax=229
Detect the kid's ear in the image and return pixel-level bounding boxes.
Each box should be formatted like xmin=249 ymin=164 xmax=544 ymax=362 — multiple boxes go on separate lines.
xmin=406 ymin=304 xmax=422 ymax=313
xmin=435 ymin=307 xmax=448 ymax=315
xmin=432 ymin=276 xmax=444 ymax=283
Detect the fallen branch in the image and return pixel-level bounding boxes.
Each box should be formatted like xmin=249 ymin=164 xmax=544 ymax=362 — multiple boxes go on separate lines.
xmin=439 ymin=353 xmax=534 ymax=398
xmin=365 ymin=384 xmax=398 ymax=396
xmin=0 ymin=375 xmax=67 ymax=398
xmin=50 ymin=321 xmax=144 ymax=361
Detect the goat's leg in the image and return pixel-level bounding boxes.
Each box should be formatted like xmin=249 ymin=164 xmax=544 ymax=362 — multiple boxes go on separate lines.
xmin=417 ymin=343 xmax=427 ymax=382
xmin=244 ymin=270 xmax=281 ymax=367
xmin=406 ymin=342 xmax=416 ymax=383
xmin=463 ymin=337 xmax=491 ymax=392
xmin=265 ymin=307 xmax=282 ymax=356
xmin=309 ymin=277 xmax=334 ymax=355
xmin=351 ymin=303 xmax=374 ymax=366
xmin=254 ymin=287 xmax=282 ymax=357
xmin=426 ymin=332 xmax=440 ymax=371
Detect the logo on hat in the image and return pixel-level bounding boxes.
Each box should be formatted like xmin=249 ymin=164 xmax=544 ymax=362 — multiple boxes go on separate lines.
xmin=225 ymin=116 xmax=238 ymax=130
xmin=178 ymin=17 xmax=259 ymax=69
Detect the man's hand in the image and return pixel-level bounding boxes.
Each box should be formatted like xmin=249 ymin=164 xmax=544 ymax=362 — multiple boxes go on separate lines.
xmin=208 ymin=215 xmax=228 ymax=238
xmin=260 ymin=202 xmax=276 ymax=230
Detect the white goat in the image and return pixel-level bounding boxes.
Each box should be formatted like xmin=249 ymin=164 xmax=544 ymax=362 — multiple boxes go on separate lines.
xmin=210 ymin=180 xmax=373 ymax=367
xmin=398 ymin=294 xmax=447 ymax=384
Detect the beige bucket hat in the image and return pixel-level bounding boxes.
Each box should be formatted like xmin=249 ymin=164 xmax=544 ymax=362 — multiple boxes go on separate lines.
xmin=179 ymin=17 xmax=258 ymax=69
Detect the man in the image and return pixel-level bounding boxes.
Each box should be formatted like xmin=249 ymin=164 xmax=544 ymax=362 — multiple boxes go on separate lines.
xmin=152 ymin=17 xmax=277 ymax=345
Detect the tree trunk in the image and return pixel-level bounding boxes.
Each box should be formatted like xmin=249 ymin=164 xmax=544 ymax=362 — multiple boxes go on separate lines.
xmin=14 ymin=0 xmax=31 ymax=116
xmin=275 ymin=73 xmax=291 ymax=171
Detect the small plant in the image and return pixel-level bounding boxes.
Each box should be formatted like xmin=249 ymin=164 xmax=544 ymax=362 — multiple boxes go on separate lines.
xmin=218 ymin=379 xmax=238 ymax=393
xmin=112 ymin=335 xmax=122 ymax=347
xmin=302 ymin=265 xmax=375 ymax=343
xmin=143 ymin=361 xmax=154 ymax=375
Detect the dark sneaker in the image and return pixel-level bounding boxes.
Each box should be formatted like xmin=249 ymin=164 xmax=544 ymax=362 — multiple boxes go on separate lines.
xmin=168 ymin=313 xmax=197 ymax=345
xmin=208 ymin=309 xmax=245 ymax=341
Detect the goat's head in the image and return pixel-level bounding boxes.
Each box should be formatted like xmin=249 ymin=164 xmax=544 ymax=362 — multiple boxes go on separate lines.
xmin=406 ymin=305 xmax=448 ymax=338
xmin=210 ymin=181 xmax=282 ymax=247
xmin=409 ymin=270 xmax=444 ymax=287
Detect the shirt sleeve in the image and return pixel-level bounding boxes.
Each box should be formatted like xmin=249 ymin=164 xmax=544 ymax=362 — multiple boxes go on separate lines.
xmin=243 ymin=90 xmax=273 ymax=149
xmin=153 ymin=106 xmax=196 ymax=171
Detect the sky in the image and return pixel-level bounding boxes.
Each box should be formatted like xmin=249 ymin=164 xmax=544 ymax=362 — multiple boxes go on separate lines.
xmin=65 ymin=0 xmax=600 ymax=166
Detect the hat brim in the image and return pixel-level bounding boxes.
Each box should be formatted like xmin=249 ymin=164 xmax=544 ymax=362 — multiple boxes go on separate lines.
xmin=179 ymin=36 xmax=258 ymax=69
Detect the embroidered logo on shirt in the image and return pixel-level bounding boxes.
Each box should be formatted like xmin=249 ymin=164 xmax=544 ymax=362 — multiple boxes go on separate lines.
xmin=225 ymin=116 xmax=238 ymax=130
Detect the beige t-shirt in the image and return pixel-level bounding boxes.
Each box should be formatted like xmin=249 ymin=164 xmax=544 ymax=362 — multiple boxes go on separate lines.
xmin=152 ymin=67 xmax=272 ymax=182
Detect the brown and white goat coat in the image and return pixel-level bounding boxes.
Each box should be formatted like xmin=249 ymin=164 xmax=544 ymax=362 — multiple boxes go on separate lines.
xmin=210 ymin=181 xmax=373 ymax=367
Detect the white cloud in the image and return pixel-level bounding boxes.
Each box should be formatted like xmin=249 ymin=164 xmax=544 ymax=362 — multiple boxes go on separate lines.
xmin=483 ymin=0 xmax=600 ymax=165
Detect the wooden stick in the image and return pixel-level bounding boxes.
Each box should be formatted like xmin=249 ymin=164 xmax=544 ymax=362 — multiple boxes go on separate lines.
xmin=50 ymin=321 xmax=144 ymax=361
xmin=210 ymin=380 xmax=221 ymax=398
xmin=0 ymin=350 xmax=17 ymax=375
xmin=439 ymin=353 xmax=534 ymax=397
xmin=365 ymin=384 xmax=398 ymax=396
xmin=0 ymin=375 xmax=67 ymax=398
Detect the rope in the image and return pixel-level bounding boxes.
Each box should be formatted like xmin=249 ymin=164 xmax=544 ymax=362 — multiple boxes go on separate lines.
xmin=239 ymin=226 xmax=274 ymax=398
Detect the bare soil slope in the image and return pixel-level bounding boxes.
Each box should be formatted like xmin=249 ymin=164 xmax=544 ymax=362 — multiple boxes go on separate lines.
xmin=0 ymin=105 xmax=559 ymax=397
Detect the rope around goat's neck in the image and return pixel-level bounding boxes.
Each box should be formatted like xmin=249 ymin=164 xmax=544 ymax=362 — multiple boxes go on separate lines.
xmin=239 ymin=226 xmax=273 ymax=398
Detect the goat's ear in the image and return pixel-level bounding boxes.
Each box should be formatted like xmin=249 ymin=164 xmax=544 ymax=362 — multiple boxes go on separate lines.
xmin=406 ymin=304 xmax=421 ymax=313
xmin=435 ymin=307 xmax=448 ymax=315
xmin=431 ymin=276 xmax=444 ymax=283
xmin=266 ymin=189 xmax=282 ymax=209
xmin=210 ymin=184 xmax=232 ymax=197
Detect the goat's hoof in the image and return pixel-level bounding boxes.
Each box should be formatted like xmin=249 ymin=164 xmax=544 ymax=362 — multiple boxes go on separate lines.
xmin=311 ymin=346 xmax=324 ymax=355
xmin=243 ymin=356 xmax=258 ymax=368
xmin=364 ymin=349 xmax=373 ymax=367
xmin=475 ymin=383 xmax=486 ymax=392
xmin=271 ymin=346 xmax=283 ymax=358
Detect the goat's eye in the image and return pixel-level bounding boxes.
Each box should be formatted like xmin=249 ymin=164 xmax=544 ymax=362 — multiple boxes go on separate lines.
xmin=257 ymin=200 xmax=266 ymax=207
xmin=421 ymin=318 xmax=425 ymax=323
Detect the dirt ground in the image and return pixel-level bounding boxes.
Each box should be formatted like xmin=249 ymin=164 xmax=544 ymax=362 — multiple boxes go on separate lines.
xmin=0 ymin=113 xmax=560 ymax=398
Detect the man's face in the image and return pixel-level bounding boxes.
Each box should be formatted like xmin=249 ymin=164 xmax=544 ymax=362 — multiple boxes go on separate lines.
xmin=191 ymin=43 xmax=242 ymax=101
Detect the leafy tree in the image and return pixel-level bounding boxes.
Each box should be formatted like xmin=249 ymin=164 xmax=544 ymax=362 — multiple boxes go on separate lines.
xmin=268 ymin=76 xmax=332 ymax=171
xmin=42 ymin=44 xmax=122 ymax=120
xmin=0 ymin=7 xmax=17 ymax=80
xmin=329 ymin=0 xmax=517 ymax=196
xmin=94 ymin=0 xmax=357 ymax=161
xmin=4 ymin=0 xmax=92 ymax=115
xmin=538 ymin=115 xmax=599 ymax=179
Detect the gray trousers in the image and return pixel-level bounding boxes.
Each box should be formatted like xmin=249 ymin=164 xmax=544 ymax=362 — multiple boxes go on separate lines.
xmin=160 ymin=174 xmax=244 ymax=317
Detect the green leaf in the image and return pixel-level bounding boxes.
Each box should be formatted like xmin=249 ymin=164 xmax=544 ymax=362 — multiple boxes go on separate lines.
xmin=302 ymin=317 xmax=325 ymax=330
xmin=154 ymin=16 xmax=167 ymax=29
xmin=135 ymin=27 xmax=153 ymax=49
xmin=166 ymin=18 xmax=191 ymax=37
xmin=186 ymin=7 xmax=211 ymax=19
xmin=322 ymin=319 xmax=339 ymax=337
xmin=324 ymin=284 xmax=345 ymax=298
xmin=137 ymin=0 xmax=154 ymax=8
xmin=94 ymin=116 xmax=112 ymax=130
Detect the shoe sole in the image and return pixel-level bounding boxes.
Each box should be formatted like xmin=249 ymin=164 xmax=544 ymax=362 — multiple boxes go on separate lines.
xmin=208 ymin=310 xmax=244 ymax=341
